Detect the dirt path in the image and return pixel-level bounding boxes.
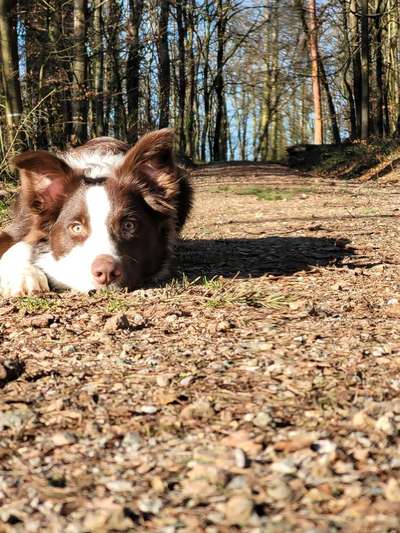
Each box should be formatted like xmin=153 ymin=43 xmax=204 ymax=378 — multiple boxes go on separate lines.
xmin=2 ymin=163 xmax=400 ymax=532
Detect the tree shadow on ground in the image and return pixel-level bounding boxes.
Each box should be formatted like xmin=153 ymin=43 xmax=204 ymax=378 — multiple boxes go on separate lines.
xmin=176 ymin=236 xmax=355 ymax=279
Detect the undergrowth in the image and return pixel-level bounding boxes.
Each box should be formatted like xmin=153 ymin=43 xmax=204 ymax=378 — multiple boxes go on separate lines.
xmin=286 ymin=138 xmax=400 ymax=180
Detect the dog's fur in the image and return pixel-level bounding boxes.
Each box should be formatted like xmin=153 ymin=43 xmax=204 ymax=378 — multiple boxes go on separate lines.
xmin=0 ymin=129 xmax=193 ymax=296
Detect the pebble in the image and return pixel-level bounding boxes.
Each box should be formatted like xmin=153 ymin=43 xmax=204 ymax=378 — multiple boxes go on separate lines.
xmin=217 ymin=320 xmax=231 ymax=332
xmin=253 ymin=411 xmax=272 ymax=429
xmin=138 ymin=405 xmax=159 ymax=415
xmin=105 ymin=480 xmax=133 ymax=493
xmin=180 ymin=400 xmax=214 ymax=420
xmin=29 ymin=314 xmax=54 ymax=328
xmin=384 ymin=478 xmax=400 ymax=502
xmin=271 ymin=458 xmax=297 ymax=475
xmin=50 ymin=431 xmax=77 ymax=447
xmin=0 ymin=409 xmax=34 ymax=431
xmin=267 ymin=480 xmax=293 ymax=501
xmin=104 ymin=313 xmax=130 ymax=332
xmin=0 ymin=363 xmax=7 ymax=381
xmin=180 ymin=375 xmax=194 ymax=386
xmin=375 ymin=413 xmax=397 ymax=436
xmin=138 ymin=497 xmax=163 ymax=514
xmin=312 ymin=439 xmax=336 ymax=454
xmin=234 ymin=448 xmax=248 ymax=469
xmin=352 ymin=411 xmax=373 ymax=430
xmin=121 ymin=432 xmax=142 ymax=451
xmin=156 ymin=375 xmax=171 ymax=387
xmin=224 ymin=494 xmax=253 ymax=526
xmin=132 ymin=313 xmax=146 ymax=328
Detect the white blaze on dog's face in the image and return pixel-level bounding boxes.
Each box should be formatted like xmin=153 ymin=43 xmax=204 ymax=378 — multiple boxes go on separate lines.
xmin=36 ymin=185 xmax=122 ymax=292
xmin=11 ymin=131 xmax=181 ymax=293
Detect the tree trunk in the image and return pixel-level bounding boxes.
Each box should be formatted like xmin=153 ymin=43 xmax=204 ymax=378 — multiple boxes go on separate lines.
xmin=92 ymin=0 xmax=104 ymax=137
xmin=307 ymin=0 xmax=323 ymax=144
xmin=184 ymin=0 xmax=196 ymax=159
xmin=374 ymin=0 xmax=384 ymax=137
xmin=318 ymin=54 xmax=341 ymax=143
xmin=341 ymin=0 xmax=357 ymax=138
xmin=0 ymin=0 xmax=25 ymax=151
xmin=71 ymin=0 xmax=88 ymax=144
xmin=360 ymin=0 xmax=370 ymax=139
xmin=157 ymin=0 xmax=170 ymax=128
xmin=127 ymin=0 xmax=143 ymax=144
xmin=349 ymin=0 xmax=362 ymax=137
xmin=176 ymin=0 xmax=186 ymax=156
xmin=213 ymin=0 xmax=227 ymax=161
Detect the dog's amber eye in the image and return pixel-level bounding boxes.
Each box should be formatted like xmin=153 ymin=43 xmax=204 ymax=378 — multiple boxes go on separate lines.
xmin=122 ymin=220 xmax=136 ymax=234
xmin=70 ymin=222 xmax=83 ymax=235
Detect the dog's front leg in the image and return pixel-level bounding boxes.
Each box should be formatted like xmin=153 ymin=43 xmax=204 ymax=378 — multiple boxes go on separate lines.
xmin=0 ymin=240 xmax=49 ymax=297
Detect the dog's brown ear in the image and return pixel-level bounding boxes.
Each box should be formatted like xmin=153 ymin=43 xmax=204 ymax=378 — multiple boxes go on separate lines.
xmin=116 ymin=129 xmax=179 ymax=215
xmin=13 ymin=151 xmax=78 ymax=213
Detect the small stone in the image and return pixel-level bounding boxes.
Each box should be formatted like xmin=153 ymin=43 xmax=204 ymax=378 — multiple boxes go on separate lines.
xmin=121 ymin=432 xmax=142 ymax=450
xmin=105 ymin=480 xmax=133 ymax=493
xmin=271 ymin=459 xmax=297 ymax=475
xmin=180 ymin=400 xmax=214 ymax=420
xmin=217 ymin=320 xmax=231 ymax=332
xmin=0 ymin=409 xmax=34 ymax=431
xmin=387 ymin=298 xmax=399 ymax=305
xmin=50 ymin=431 xmax=77 ymax=447
xmin=83 ymin=506 xmax=132 ymax=531
xmin=132 ymin=313 xmax=146 ymax=328
xmin=0 ymin=364 xmax=7 ymax=381
xmin=151 ymin=476 xmax=165 ymax=493
xmin=384 ymin=478 xmax=400 ymax=502
xmin=180 ymin=375 xmax=194 ymax=386
xmin=137 ymin=497 xmax=163 ymax=515
xmin=352 ymin=411 xmax=373 ymax=430
xmin=63 ymin=345 xmax=76 ymax=354
xmin=138 ymin=405 xmax=159 ymax=414
xmin=375 ymin=413 xmax=397 ymax=436
xmin=104 ymin=313 xmax=130 ymax=332
xmin=234 ymin=448 xmax=248 ymax=469
xmin=188 ymin=464 xmax=227 ymax=485
xmin=224 ymin=494 xmax=253 ymax=526
xmin=156 ymin=375 xmax=171 ymax=387
xmin=253 ymin=411 xmax=272 ymax=429
xmin=267 ymin=480 xmax=293 ymax=501
xmin=221 ymin=430 xmax=262 ymax=456
xmin=29 ymin=314 xmax=54 ymax=328
xmin=182 ymin=478 xmax=215 ymax=499
xmin=311 ymin=439 xmax=336 ymax=454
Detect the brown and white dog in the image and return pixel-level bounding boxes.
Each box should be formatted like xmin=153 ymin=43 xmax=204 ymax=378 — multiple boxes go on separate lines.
xmin=0 ymin=129 xmax=193 ymax=296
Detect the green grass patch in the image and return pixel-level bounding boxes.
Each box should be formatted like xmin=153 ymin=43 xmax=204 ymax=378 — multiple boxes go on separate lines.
xmin=17 ymin=296 xmax=54 ymax=313
xmin=100 ymin=289 xmax=128 ymax=313
xmin=214 ymin=185 xmax=310 ymax=201
xmin=0 ymin=199 xmax=9 ymax=223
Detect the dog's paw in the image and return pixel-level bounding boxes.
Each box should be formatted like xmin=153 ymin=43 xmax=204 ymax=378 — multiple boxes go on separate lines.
xmin=0 ymin=242 xmax=49 ymax=297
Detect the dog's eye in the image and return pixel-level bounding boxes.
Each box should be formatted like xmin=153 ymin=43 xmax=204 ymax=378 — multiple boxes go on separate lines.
xmin=122 ymin=220 xmax=136 ymax=234
xmin=70 ymin=222 xmax=83 ymax=234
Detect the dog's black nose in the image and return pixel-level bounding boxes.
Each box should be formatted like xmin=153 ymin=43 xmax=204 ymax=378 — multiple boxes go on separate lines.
xmin=91 ymin=255 xmax=122 ymax=286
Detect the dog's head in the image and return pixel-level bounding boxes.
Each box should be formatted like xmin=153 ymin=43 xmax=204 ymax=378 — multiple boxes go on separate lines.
xmin=13 ymin=129 xmax=184 ymax=292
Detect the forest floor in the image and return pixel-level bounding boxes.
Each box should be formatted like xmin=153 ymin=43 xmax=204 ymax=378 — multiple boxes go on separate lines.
xmin=2 ymin=163 xmax=400 ymax=532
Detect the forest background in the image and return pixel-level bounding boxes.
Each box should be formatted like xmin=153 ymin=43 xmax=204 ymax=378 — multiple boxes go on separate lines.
xmin=0 ymin=0 xmax=400 ymax=173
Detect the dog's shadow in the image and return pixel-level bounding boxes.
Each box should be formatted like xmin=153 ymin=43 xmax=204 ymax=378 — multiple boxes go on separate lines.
xmin=175 ymin=236 xmax=355 ymax=279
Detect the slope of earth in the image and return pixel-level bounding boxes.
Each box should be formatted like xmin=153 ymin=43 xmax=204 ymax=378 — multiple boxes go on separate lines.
xmin=1 ymin=163 xmax=400 ymax=532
